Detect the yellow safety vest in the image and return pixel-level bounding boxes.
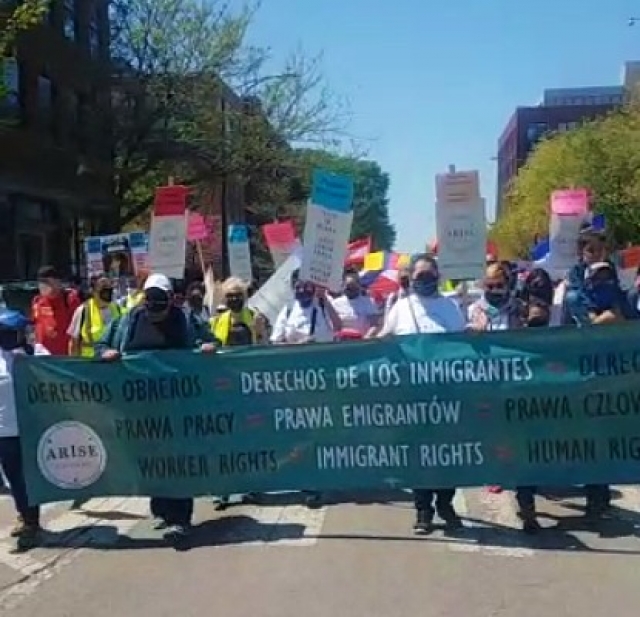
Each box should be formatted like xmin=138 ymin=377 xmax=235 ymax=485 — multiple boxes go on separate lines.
xmin=124 ymin=291 xmax=145 ymax=312
xmin=211 ymin=308 xmax=256 ymax=346
xmin=440 ymin=280 xmax=455 ymax=293
xmin=80 ymin=298 xmax=121 ymax=358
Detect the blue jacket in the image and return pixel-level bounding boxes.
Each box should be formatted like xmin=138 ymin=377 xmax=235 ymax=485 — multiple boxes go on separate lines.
xmin=95 ymin=305 xmax=214 ymax=356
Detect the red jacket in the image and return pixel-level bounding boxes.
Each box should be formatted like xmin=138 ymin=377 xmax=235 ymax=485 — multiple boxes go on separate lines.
xmin=31 ymin=289 xmax=81 ymax=356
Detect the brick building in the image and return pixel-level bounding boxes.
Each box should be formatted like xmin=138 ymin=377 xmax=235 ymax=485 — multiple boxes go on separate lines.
xmin=495 ymin=103 xmax=616 ymax=220
xmin=0 ymin=0 xmax=114 ymax=280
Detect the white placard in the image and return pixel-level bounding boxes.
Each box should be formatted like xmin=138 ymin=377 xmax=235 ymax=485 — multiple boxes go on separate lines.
xmin=548 ymin=212 xmax=583 ymax=273
xmin=435 ymin=199 xmax=486 ymax=280
xmin=147 ymin=214 xmax=187 ymax=279
xmin=248 ymin=246 xmax=304 ymax=324
xmin=227 ymin=224 xmax=253 ymax=283
xmin=300 ymin=204 xmax=353 ymax=292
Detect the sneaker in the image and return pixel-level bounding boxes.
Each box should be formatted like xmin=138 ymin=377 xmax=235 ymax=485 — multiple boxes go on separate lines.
xmin=153 ymin=518 xmax=169 ymax=530
xmin=413 ymin=509 xmax=433 ymax=534
xmin=10 ymin=518 xmax=40 ymax=539
xmin=214 ymin=496 xmax=230 ymax=511
xmin=305 ymin=492 xmax=322 ymax=509
xmin=522 ymin=517 xmax=541 ymax=534
xmin=437 ymin=506 xmax=463 ymax=530
xmin=163 ymin=524 xmax=191 ymax=542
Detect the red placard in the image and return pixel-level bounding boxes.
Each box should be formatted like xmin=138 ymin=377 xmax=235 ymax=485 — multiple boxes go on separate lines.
xmin=262 ymin=220 xmax=296 ymax=249
xmin=154 ymin=185 xmax=189 ymax=217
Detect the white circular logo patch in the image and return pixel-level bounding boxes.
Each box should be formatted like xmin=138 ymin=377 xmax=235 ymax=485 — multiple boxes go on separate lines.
xmin=37 ymin=422 xmax=107 ymax=490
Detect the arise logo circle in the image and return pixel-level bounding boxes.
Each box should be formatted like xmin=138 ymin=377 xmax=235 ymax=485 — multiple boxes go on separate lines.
xmin=37 ymin=421 xmax=107 ymax=490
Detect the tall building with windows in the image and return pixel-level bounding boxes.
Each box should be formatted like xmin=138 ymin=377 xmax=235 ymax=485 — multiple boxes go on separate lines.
xmin=0 ymin=0 xmax=113 ymax=280
xmin=495 ymin=62 xmax=640 ymax=220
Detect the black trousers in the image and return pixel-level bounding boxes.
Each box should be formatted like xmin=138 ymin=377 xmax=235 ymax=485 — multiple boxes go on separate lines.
xmin=413 ymin=488 xmax=455 ymax=515
xmin=585 ymin=484 xmax=611 ymax=509
xmin=150 ymin=497 xmax=193 ymax=526
xmin=516 ymin=486 xmax=536 ymax=514
xmin=0 ymin=437 xmax=39 ymax=524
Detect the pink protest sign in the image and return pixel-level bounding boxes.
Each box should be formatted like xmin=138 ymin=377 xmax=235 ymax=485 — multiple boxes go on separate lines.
xmin=262 ymin=220 xmax=296 ymax=249
xmin=187 ymin=212 xmax=210 ymax=241
xmin=551 ymin=189 xmax=589 ymax=216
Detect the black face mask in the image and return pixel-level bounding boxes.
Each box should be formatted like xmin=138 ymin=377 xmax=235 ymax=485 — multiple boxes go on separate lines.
xmin=190 ymin=294 xmax=203 ymax=308
xmin=527 ymin=317 xmax=549 ymax=328
xmin=98 ymin=289 xmax=113 ymax=303
xmin=226 ymin=296 xmax=244 ymax=313
xmin=0 ymin=329 xmax=21 ymax=350
xmin=344 ymin=287 xmax=360 ymax=300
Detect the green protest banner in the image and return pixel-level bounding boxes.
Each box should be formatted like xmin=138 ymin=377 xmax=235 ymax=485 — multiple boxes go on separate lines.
xmin=15 ymin=324 xmax=640 ymax=505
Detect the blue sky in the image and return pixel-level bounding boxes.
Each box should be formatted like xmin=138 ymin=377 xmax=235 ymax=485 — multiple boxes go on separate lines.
xmin=244 ymin=0 xmax=640 ymax=252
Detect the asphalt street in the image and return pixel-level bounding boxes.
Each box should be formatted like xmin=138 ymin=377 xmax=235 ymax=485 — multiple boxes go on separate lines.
xmin=0 ymin=486 xmax=639 ymax=616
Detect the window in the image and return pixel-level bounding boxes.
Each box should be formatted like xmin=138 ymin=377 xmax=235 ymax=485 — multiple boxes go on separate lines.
xmin=37 ymin=74 xmax=52 ymax=111
xmin=89 ymin=5 xmax=100 ymax=57
xmin=526 ymin=122 xmax=548 ymax=147
xmin=63 ymin=0 xmax=75 ymax=40
xmin=2 ymin=57 xmax=20 ymax=108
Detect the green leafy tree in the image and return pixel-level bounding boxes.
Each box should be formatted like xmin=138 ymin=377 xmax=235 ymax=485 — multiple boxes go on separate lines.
xmin=289 ymin=149 xmax=396 ymax=251
xmin=109 ymin=0 xmax=349 ymax=227
xmin=491 ymin=101 xmax=640 ymax=258
xmin=0 ymin=0 xmax=48 ymax=98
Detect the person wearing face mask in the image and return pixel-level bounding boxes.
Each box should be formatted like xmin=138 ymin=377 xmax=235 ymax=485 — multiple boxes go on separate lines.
xmin=510 ymin=298 xmax=553 ymax=534
xmin=383 ymin=268 xmax=410 ymax=322
xmin=330 ymin=273 xmax=380 ymax=338
xmin=31 ymin=265 xmax=81 ymax=356
xmin=271 ymin=270 xmax=342 ymax=345
xmin=96 ymin=273 xmax=215 ymax=545
xmin=0 ymin=309 xmax=49 ymax=549
xmin=468 ymin=263 xmax=523 ymax=332
xmin=583 ymin=262 xmax=626 ymax=325
xmin=378 ymin=255 xmax=465 ymax=533
xmin=184 ymin=281 xmax=212 ymax=345
xmin=67 ymin=276 xmax=121 ymax=357
xmin=210 ymin=278 xmax=265 ymax=347
xmin=379 ymin=255 xmax=466 ymax=337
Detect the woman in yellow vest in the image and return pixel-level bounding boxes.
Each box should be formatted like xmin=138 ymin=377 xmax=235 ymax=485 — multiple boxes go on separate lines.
xmin=210 ymin=277 xmax=265 ymax=511
xmin=68 ymin=276 xmax=121 ymax=357
xmin=210 ymin=277 xmax=266 ymax=346
xmin=121 ymin=270 xmax=149 ymax=313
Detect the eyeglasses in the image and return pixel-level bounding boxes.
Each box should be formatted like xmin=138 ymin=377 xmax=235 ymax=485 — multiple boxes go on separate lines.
xmin=485 ymin=283 xmax=506 ymax=291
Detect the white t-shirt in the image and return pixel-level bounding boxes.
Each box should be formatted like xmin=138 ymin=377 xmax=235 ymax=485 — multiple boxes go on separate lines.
xmin=270 ymin=301 xmax=335 ymax=344
xmin=380 ymin=294 xmax=466 ymax=336
xmin=67 ymin=303 xmax=117 ymax=338
xmin=330 ymin=294 xmax=378 ymax=335
xmin=0 ymin=344 xmax=49 ymax=438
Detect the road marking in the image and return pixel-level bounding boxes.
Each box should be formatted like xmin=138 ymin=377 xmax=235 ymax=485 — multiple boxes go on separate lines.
xmin=219 ymin=503 xmax=327 ymax=547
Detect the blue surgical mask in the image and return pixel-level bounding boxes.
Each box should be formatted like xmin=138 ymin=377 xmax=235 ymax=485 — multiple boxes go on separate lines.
xmin=412 ymin=273 xmax=439 ymax=297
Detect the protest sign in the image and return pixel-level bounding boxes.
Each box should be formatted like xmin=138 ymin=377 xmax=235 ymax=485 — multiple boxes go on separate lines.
xmin=248 ymin=245 xmax=304 ymax=324
xmin=262 ymin=221 xmax=299 ymax=268
xmin=85 ymin=232 xmax=149 ymax=278
xmin=227 ymin=224 xmax=252 ymax=283
xmin=435 ymin=199 xmax=487 ymax=280
xmin=148 ymin=185 xmax=188 ymax=278
xmin=16 ymin=324 xmax=640 ymax=504
xmin=300 ymin=169 xmax=354 ymax=291
xmin=435 ymin=170 xmax=480 ymax=206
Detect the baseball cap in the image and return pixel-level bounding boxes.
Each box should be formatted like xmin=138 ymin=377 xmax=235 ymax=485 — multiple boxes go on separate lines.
xmin=0 ymin=309 xmax=30 ymax=330
xmin=143 ymin=273 xmax=172 ymax=293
